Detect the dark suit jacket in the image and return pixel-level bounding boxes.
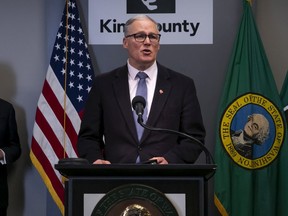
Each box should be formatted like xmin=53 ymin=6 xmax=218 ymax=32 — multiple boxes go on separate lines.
xmin=0 ymin=99 xmax=21 ymax=208
xmin=77 ymin=63 xmax=205 ymax=164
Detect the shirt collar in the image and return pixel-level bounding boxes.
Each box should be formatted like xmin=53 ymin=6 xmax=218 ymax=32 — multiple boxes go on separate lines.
xmin=127 ymin=60 xmax=157 ymax=80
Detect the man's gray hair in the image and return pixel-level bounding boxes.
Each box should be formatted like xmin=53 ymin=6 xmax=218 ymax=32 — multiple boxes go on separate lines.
xmin=123 ymin=14 xmax=159 ymax=36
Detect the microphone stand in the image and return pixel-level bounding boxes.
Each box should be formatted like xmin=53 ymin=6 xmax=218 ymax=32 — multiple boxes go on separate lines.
xmin=137 ymin=116 xmax=215 ymax=165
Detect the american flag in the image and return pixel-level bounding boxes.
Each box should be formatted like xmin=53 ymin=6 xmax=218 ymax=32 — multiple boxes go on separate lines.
xmin=30 ymin=0 xmax=94 ymax=214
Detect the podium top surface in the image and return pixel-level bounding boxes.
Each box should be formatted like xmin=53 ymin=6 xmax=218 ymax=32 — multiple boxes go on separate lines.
xmin=55 ymin=162 xmax=216 ymax=180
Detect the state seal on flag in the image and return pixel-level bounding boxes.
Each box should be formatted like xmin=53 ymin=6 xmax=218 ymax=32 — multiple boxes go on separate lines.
xmin=219 ymin=93 xmax=285 ymax=169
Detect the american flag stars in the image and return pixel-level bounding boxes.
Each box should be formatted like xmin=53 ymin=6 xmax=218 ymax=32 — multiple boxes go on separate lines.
xmin=50 ymin=1 xmax=94 ymax=112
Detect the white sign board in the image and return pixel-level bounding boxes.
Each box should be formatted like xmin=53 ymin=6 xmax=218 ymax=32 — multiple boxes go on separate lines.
xmin=88 ymin=0 xmax=213 ymax=45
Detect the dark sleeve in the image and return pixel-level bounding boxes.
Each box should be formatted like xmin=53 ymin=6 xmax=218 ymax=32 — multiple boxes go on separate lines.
xmin=0 ymin=102 xmax=21 ymax=164
xmin=163 ymin=77 xmax=206 ymax=164
xmin=77 ymin=79 xmax=105 ymax=163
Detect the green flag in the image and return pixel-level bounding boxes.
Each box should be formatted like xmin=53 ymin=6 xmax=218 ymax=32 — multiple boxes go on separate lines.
xmin=280 ymin=71 xmax=288 ymax=121
xmin=278 ymin=71 xmax=288 ymax=215
xmin=214 ymin=1 xmax=288 ymax=216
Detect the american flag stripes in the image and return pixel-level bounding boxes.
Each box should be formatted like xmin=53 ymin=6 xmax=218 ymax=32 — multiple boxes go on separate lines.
xmin=30 ymin=0 xmax=94 ymax=214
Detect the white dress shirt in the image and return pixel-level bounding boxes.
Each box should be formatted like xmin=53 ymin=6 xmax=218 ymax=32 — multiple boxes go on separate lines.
xmin=127 ymin=60 xmax=157 ymax=120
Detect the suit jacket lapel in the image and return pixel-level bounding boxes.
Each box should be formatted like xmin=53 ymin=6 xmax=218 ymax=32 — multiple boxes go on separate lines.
xmin=142 ymin=64 xmax=172 ymax=141
xmin=112 ymin=66 xmax=139 ymax=143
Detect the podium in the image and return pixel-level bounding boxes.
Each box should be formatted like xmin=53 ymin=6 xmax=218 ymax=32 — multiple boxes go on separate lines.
xmin=55 ymin=162 xmax=216 ymax=216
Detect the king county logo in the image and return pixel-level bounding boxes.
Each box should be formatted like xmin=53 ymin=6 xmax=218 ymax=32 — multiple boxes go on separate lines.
xmin=220 ymin=93 xmax=285 ymax=169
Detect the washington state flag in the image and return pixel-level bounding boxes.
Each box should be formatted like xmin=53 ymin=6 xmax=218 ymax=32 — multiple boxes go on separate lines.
xmin=214 ymin=1 xmax=288 ymax=215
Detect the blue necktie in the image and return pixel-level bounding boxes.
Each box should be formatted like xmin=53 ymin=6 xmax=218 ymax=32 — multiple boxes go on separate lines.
xmin=134 ymin=72 xmax=148 ymax=140
xmin=134 ymin=72 xmax=148 ymax=163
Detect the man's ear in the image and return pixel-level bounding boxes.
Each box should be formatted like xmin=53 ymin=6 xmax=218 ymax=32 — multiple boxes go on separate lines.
xmin=123 ymin=37 xmax=128 ymax=49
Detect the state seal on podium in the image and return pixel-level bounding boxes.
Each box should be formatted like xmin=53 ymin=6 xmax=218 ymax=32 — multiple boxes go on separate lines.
xmin=91 ymin=184 xmax=179 ymax=216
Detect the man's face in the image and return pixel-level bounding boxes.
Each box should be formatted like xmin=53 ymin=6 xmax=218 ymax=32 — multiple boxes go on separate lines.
xmin=244 ymin=114 xmax=264 ymax=138
xmin=123 ymin=19 xmax=160 ymax=71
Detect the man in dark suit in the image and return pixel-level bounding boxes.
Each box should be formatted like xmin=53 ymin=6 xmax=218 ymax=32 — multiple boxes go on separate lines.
xmin=77 ymin=15 xmax=205 ymax=164
xmin=0 ymin=98 xmax=21 ymax=216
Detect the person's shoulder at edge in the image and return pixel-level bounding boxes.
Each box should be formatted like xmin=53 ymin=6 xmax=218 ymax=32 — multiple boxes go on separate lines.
xmin=0 ymin=98 xmax=13 ymax=107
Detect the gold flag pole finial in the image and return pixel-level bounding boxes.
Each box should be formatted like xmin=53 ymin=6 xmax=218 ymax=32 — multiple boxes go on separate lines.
xmin=247 ymin=0 xmax=253 ymax=6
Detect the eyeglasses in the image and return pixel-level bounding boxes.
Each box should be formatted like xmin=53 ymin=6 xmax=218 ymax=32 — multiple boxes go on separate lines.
xmin=125 ymin=33 xmax=161 ymax=43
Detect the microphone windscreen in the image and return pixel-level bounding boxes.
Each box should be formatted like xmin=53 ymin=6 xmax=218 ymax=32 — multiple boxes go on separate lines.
xmin=132 ymin=96 xmax=146 ymax=110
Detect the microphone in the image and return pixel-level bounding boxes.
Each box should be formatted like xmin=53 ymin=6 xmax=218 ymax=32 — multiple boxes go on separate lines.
xmin=132 ymin=96 xmax=215 ymax=164
xmin=132 ymin=95 xmax=146 ymax=122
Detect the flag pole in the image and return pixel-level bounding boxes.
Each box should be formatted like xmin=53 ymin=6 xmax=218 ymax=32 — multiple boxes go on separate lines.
xmin=63 ymin=0 xmax=69 ymax=159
